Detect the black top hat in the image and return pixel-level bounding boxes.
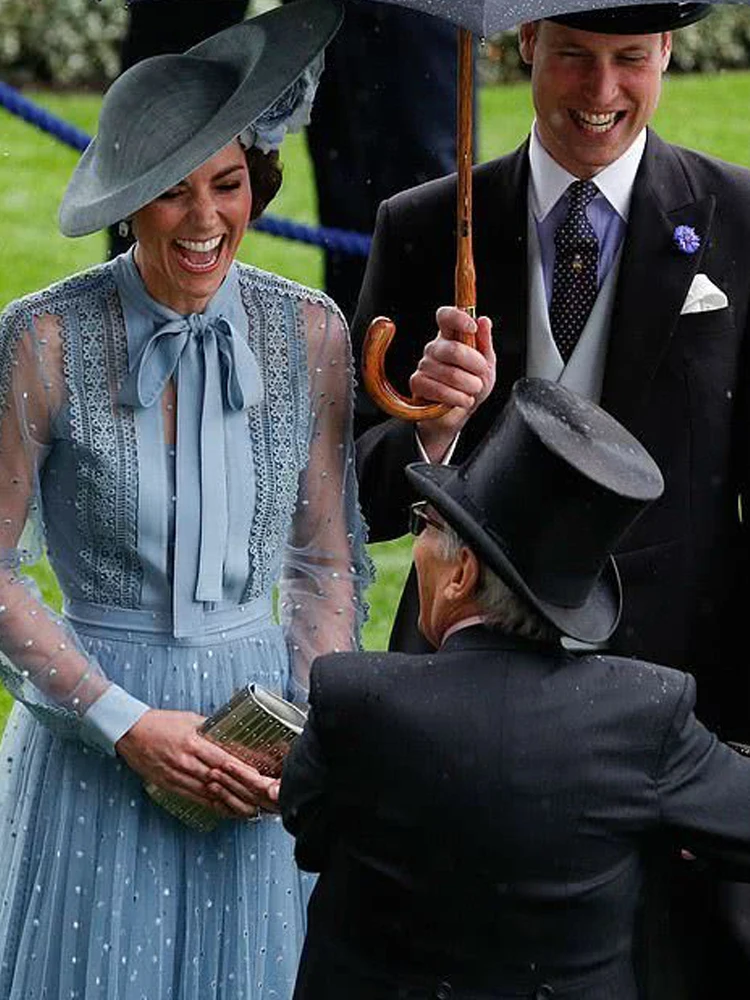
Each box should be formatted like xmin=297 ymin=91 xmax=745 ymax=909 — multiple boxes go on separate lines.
xmin=548 ymin=2 xmax=712 ymax=34
xmin=406 ymin=379 xmax=664 ymax=644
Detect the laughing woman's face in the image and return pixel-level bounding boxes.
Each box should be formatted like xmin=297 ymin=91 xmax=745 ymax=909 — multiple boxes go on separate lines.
xmin=132 ymin=141 xmax=252 ymax=314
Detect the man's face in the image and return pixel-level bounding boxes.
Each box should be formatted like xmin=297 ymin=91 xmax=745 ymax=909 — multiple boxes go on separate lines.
xmin=412 ymin=509 xmax=454 ymax=648
xmin=519 ymin=20 xmax=672 ymax=178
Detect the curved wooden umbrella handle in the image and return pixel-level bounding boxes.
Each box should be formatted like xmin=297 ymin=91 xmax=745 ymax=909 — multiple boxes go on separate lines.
xmin=361 ymin=316 xmax=476 ymax=422
xmin=360 ymin=28 xmax=476 ymax=424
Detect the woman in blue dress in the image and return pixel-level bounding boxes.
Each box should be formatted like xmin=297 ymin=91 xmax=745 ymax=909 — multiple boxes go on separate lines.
xmin=0 ymin=2 xmax=370 ymax=997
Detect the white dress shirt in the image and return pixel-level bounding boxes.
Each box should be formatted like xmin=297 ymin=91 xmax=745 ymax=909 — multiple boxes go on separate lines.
xmin=417 ymin=127 xmax=647 ymax=466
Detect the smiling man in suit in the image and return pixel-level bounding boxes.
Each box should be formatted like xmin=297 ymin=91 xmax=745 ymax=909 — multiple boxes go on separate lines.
xmin=353 ymin=3 xmax=750 ymax=739
xmin=353 ymin=13 xmax=750 ymax=988
xmin=282 ymin=379 xmax=750 ymax=1000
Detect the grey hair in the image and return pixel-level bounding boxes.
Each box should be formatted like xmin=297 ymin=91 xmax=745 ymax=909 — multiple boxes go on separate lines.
xmin=437 ymin=520 xmax=561 ymax=643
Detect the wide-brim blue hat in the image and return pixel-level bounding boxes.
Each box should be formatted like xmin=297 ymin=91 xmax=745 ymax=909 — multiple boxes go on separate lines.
xmin=406 ymin=379 xmax=664 ymax=644
xmin=59 ymin=0 xmax=342 ymax=237
xmin=548 ymin=2 xmax=712 ymax=34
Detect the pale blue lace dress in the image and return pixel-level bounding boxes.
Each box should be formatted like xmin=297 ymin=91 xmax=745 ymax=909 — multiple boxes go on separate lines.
xmin=0 ymin=251 xmax=370 ymax=1000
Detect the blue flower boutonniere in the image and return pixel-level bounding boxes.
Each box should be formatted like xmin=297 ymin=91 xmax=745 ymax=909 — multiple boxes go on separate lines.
xmin=673 ymin=225 xmax=701 ymax=255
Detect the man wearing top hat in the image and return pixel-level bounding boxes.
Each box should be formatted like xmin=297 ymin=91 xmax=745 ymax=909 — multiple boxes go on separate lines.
xmin=352 ymin=2 xmax=750 ymax=740
xmin=281 ymin=378 xmax=750 ymax=1000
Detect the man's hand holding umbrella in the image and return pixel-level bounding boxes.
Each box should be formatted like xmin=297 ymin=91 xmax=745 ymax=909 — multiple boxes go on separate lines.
xmin=410 ymin=307 xmax=496 ymax=462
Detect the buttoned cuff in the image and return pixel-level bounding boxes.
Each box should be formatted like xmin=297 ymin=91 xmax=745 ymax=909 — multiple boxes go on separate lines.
xmin=80 ymin=684 xmax=151 ymax=757
xmin=415 ymin=428 xmax=460 ymax=465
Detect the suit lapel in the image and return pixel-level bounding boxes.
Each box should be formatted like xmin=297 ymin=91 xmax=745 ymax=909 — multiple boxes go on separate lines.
xmin=475 ymin=143 xmax=530 ymax=417
xmin=601 ymin=130 xmax=716 ymax=423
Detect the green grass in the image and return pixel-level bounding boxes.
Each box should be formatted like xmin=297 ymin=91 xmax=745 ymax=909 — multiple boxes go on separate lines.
xmin=477 ymin=69 xmax=750 ymax=164
xmin=0 ymin=93 xmax=323 ymax=300
xmin=2 ymin=72 xmax=750 ymax=728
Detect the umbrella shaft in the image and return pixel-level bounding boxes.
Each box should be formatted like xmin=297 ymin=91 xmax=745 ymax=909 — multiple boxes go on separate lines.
xmin=456 ymin=26 xmax=475 ymax=313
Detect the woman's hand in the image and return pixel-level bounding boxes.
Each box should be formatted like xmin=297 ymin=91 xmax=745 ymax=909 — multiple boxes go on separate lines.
xmin=116 ymin=709 xmax=280 ymax=819
xmin=205 ymin=757 xmax=280 ymax=815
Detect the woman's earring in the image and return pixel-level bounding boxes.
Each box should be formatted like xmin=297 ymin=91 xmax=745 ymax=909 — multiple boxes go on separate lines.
xmin=118 ymin=219 xmax=130 ymax=239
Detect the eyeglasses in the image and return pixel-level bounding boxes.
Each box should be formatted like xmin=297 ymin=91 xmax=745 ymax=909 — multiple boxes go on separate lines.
xmin=409 ymin=501 xmax=446 ymax=537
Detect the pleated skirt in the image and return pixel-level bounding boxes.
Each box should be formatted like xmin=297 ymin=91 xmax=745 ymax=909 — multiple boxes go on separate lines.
xmin=0 ymin=620 xmax=312 ymax=1000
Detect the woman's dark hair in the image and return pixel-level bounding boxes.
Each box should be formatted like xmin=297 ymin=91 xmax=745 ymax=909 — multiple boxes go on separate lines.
xmin=246 ymin=147 xmax=283 ymax=221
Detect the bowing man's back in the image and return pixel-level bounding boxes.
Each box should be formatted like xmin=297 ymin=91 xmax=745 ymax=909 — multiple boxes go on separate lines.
xmin=281 ymin=626 xmax=750 ymax=1000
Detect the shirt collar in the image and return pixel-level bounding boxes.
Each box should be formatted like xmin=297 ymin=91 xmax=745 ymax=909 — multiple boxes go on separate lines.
xmin=113 ymin=247 xmax=248 ymax=363
xmin=439 ymin=615 xmax=486 ymax=646
xmin=114 ymin=245 xmax=243 ymax=329
xmin=529 ymin=123 xmax=646 ymax=223
xmin=439 ymin=622 xmax=562 ymax=656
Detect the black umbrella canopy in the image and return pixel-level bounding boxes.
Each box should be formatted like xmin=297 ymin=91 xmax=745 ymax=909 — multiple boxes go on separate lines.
xmin=366 ymin=0 xmax=737 ymax=36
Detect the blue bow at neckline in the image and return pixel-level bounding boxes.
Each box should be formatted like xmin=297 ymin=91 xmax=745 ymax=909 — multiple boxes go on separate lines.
xmin=119 ymin=312 xmax=263 ymax=631
xmin=119 ymin=312 xmax=263 ymax=411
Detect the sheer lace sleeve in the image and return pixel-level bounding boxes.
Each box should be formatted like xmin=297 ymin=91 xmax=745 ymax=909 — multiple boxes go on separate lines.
xmin=279 ymin=301 xmax=372 ymax=704
xmin=0 ymin=303 xmax=147 ymax=751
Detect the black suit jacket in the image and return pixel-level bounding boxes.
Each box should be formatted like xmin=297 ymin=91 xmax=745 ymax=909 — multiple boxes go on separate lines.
xmin=352 ymin=132 xmax=750 ymax=733
xmin=281 ymin=627 xmax=750 ymax=1000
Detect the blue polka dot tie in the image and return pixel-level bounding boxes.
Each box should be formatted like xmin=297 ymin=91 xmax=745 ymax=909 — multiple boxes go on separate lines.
xmin=549 ymin=180 xmax=600 ymax=363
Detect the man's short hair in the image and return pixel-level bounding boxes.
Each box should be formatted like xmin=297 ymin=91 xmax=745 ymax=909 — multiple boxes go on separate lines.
xmin=438 ymin=522 xmax=561 ymax=644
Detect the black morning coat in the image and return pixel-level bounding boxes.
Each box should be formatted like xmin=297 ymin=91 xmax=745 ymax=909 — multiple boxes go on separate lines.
xmin=352 ymin=129 xmax=750 ymax=740
xmin=280 ymin=626 xmax=750 ymax=1000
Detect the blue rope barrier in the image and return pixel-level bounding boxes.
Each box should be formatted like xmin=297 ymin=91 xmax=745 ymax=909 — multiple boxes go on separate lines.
xmin=0 ymin=80 xmax=90 ymax=153
xmin=254 ymin=214 xmax=372 ymax=256
xmin=0 ymin=79 xmax=372 ymax=257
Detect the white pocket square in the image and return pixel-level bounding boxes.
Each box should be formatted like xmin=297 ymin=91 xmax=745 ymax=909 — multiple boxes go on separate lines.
xmin=680 ymin=273 xmax=729 ymax=315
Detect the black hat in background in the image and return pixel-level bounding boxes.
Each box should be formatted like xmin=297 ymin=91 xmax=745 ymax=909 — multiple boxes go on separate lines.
xmin=547 ymin=2 xmax=712 ymax=34
xmin=406 ymin=378 xmax=664 ymax=644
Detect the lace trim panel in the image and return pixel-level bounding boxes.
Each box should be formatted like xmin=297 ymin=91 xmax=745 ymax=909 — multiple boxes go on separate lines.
xmin=0 ymin=302 xmax=27 ymax=431
xmin=57 ymin=267 xmax=142 ymax=608
xmin=238 ymin=266 xmax=311 ymax=602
